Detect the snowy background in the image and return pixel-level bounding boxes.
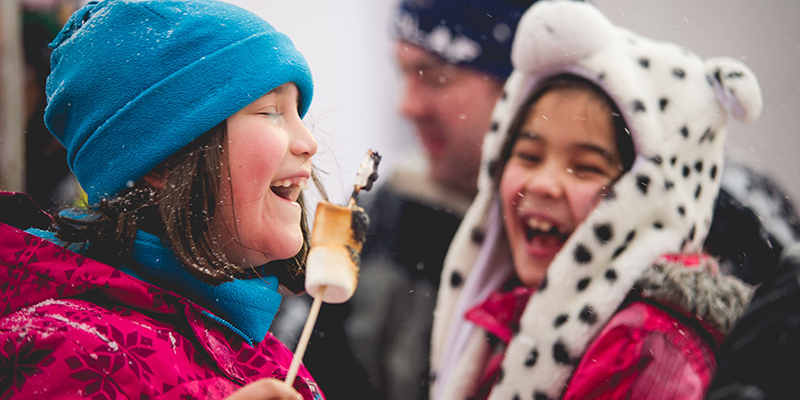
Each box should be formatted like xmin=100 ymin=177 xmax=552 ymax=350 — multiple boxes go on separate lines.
xmin=221 ymin=0 xmax=800 ymax=207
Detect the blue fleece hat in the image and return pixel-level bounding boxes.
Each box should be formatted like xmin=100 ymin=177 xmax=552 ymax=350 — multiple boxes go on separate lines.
xmin=44 ymin=0 xmax=313 ymax=203
xmin=394 ymin=0 xmax=540 ymax=80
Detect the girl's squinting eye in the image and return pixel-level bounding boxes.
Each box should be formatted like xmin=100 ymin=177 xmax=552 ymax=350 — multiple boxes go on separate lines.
xmin=512 ymin=150 xmax=541 ymax=164
xmin=573 ymin=156 xmax=619 ymax=179
xmin=259 ymin=107 xmax=283 ymax=119
xmin=510 ymin=139 xmax=543 ymax=165
xmin=574 ymin=164 xmax=607 ymax=177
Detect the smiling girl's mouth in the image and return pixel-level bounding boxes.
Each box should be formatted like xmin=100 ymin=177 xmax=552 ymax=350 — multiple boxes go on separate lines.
xmin=270 ymin=179 xmax=308 ymax=202
xmin=523 ymin=216 xmax=570 ymax=246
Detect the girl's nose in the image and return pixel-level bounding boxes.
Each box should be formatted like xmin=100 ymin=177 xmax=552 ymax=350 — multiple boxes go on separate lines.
xmin=289 ymin=118 xmax=318 ymax=158
xmin=525 ymin=167 xmax=565 ymax=200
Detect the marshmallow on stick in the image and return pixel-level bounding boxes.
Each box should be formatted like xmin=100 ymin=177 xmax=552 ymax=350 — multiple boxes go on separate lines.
xmin=285 ymin=150 xmax=380 ymax=386
xmin=304 ymin=150 xmax=380 ymax=303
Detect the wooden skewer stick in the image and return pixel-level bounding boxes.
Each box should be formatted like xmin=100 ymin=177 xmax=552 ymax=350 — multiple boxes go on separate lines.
xmin=284 ymin=150 xmax=380 ymax=387
xmin=284 ymin=286 xmax=326 ymax=386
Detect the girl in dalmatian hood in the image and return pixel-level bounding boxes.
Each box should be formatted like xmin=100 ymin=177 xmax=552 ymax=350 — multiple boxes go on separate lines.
xmin=0 ymin=0 xmax=326 ymax=399
xmin=429 ymin=1 xmax=761 ymax=399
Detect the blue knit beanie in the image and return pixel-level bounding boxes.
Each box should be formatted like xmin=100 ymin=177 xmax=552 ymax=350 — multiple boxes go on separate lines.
xmin=394 ymin=0 xmax=541 ymax=80
xmin=44 ymin=0 xmax=313 ymax=203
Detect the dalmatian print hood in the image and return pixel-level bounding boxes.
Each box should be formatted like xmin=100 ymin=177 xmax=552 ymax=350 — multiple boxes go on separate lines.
xmin=429 ymin=1 xmax=761 ymax=399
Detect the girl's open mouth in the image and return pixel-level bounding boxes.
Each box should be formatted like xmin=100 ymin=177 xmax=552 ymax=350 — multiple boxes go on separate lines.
xmin=524 ymin=216 xmax=570 ymax=248
xmin=270 ymin=179 xmax=307 ymax=202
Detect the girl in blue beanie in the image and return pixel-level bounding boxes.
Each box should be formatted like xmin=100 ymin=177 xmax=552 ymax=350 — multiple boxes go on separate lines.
xmin=0 ymin=1 xmax=326 ymax=399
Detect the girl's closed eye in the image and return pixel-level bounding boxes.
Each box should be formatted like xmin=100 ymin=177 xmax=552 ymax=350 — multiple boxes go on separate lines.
xmin=510 ymin=137 xmax=543 ymax=164
xmin=259 ymin=107 xmax=283 ymax=118
xmin=573 ymin=164 xmax=612 ymax=180
xmin=573 ymin=160 xmax=612 ymax=177
xmin=512 ymin=150 xmax=541 ymax=164
xmin=572 ymin=148 xmax=621 ymax=179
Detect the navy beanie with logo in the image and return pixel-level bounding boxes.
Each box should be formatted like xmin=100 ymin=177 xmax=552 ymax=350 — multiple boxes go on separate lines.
xmin=394 ymin=0 xmax=540 ymax=80
xmin=44 ymin=0 xmax=313 ymax=203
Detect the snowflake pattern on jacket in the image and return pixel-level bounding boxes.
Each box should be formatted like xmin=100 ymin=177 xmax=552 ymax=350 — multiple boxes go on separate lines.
xmin=0 ymin=194 xmax=323 ymax=400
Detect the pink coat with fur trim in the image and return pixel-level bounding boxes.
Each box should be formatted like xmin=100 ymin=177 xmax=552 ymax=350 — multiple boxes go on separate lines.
xmin=562 ymin=299 xmax=718 ymax=399
xmin=0 ymin=196 xmax=323 ymax=400
xmin=467 ymin=256 xmax=728 ymax=400
xmin=562 ymin=255 xmax=729 ymax=399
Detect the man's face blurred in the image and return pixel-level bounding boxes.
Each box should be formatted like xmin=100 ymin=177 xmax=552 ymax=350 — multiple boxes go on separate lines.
xmin=396 ymin=42 xmax=504 ymax=197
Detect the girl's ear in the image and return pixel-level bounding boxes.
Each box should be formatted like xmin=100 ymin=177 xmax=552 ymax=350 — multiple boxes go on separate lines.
xmin=143 ymin=170 xmax=168 ymax=190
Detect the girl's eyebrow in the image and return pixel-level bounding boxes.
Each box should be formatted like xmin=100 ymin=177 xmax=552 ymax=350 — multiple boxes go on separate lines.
xmin=272 ymin=84 xmax=303 ymax=109
xmin=575 ymin=143 xmax=617 ymax=162
xmin=253 ymin=85 xmax=300 ymax=109
xmin=520 ymin=131 xmax=616 ymax=162
xmin=519 ymin=131 xmax=543 ymax=141
xmin=268 ymin=84 xmax=289 ymax=95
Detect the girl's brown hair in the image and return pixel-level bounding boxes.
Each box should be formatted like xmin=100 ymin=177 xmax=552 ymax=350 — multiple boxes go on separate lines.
xmin=54 ymin=122 xmax=321 ymax=292
xmin=492 ymin=74 xmax=636 ymax=187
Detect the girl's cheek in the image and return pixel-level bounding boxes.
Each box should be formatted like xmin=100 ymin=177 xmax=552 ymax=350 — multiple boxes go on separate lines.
xmin=499 ymin=168 xmax=522 ymax=207
xmin=570 ymin=182 xmax=609 ymax=223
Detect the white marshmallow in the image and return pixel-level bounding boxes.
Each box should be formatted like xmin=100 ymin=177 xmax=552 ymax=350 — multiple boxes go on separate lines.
xmin=305 ymin=245 xmax=358 ymax=304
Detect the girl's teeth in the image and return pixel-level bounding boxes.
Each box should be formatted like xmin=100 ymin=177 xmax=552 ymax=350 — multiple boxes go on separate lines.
xmin=526 ymin=217 xmax=555 ymax=233
xmin=270 ymin=179 xmax=308 ymax=190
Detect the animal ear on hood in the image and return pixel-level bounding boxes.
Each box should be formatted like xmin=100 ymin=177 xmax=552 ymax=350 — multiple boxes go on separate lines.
xmin=706 ymin=57 xmax=763 ymax=123
xmin=510 ymin=0 xmax=615 ymax=74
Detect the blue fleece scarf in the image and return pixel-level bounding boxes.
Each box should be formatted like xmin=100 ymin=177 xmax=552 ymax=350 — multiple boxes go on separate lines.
xmin=27 ymin=227 xmax=281 ymax=344
xmin=127 ymin=230 xmax=282 ymax=344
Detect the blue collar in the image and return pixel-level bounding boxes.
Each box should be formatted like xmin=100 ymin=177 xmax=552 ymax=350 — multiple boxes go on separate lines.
xmin=126 ymin=230 xmax=282 ymax=345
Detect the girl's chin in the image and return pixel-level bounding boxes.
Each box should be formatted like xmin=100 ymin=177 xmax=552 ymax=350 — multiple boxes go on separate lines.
xmin=222 ymin=239 xmax=303 ymax=267
xmin=515 ymin=267 xmax=548 ymax=287
xmin=252 ymin=245 xmax=302 ymax=265
xmin=513 ymin=253 xmax=555 ymax=287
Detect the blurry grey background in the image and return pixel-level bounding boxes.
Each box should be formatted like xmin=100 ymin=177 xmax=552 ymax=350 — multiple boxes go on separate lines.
xmin=210 ymin=0 xmax=800 ymax=205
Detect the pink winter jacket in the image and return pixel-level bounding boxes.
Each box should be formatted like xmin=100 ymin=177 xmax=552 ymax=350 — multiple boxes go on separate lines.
xmin=0 ymin=193 xmax=323 ymax=400
xmin=465 ymin=252 xmax=750 ymax=400
xmin=468 ymin=282 xmax=722 ymax=400
xmin=562 ymin=300 xmax=720 ymax=399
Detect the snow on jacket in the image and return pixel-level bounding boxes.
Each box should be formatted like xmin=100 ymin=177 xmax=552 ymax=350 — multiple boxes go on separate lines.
xmin=429 ymin=2 xmax=759 ymax=399
xmin=0 ymin=192 xmax=324 ymax=400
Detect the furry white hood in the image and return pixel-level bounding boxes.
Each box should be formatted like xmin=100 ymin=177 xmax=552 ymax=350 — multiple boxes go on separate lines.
xmin=429 ymin=1 xmax=761 ymax=399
